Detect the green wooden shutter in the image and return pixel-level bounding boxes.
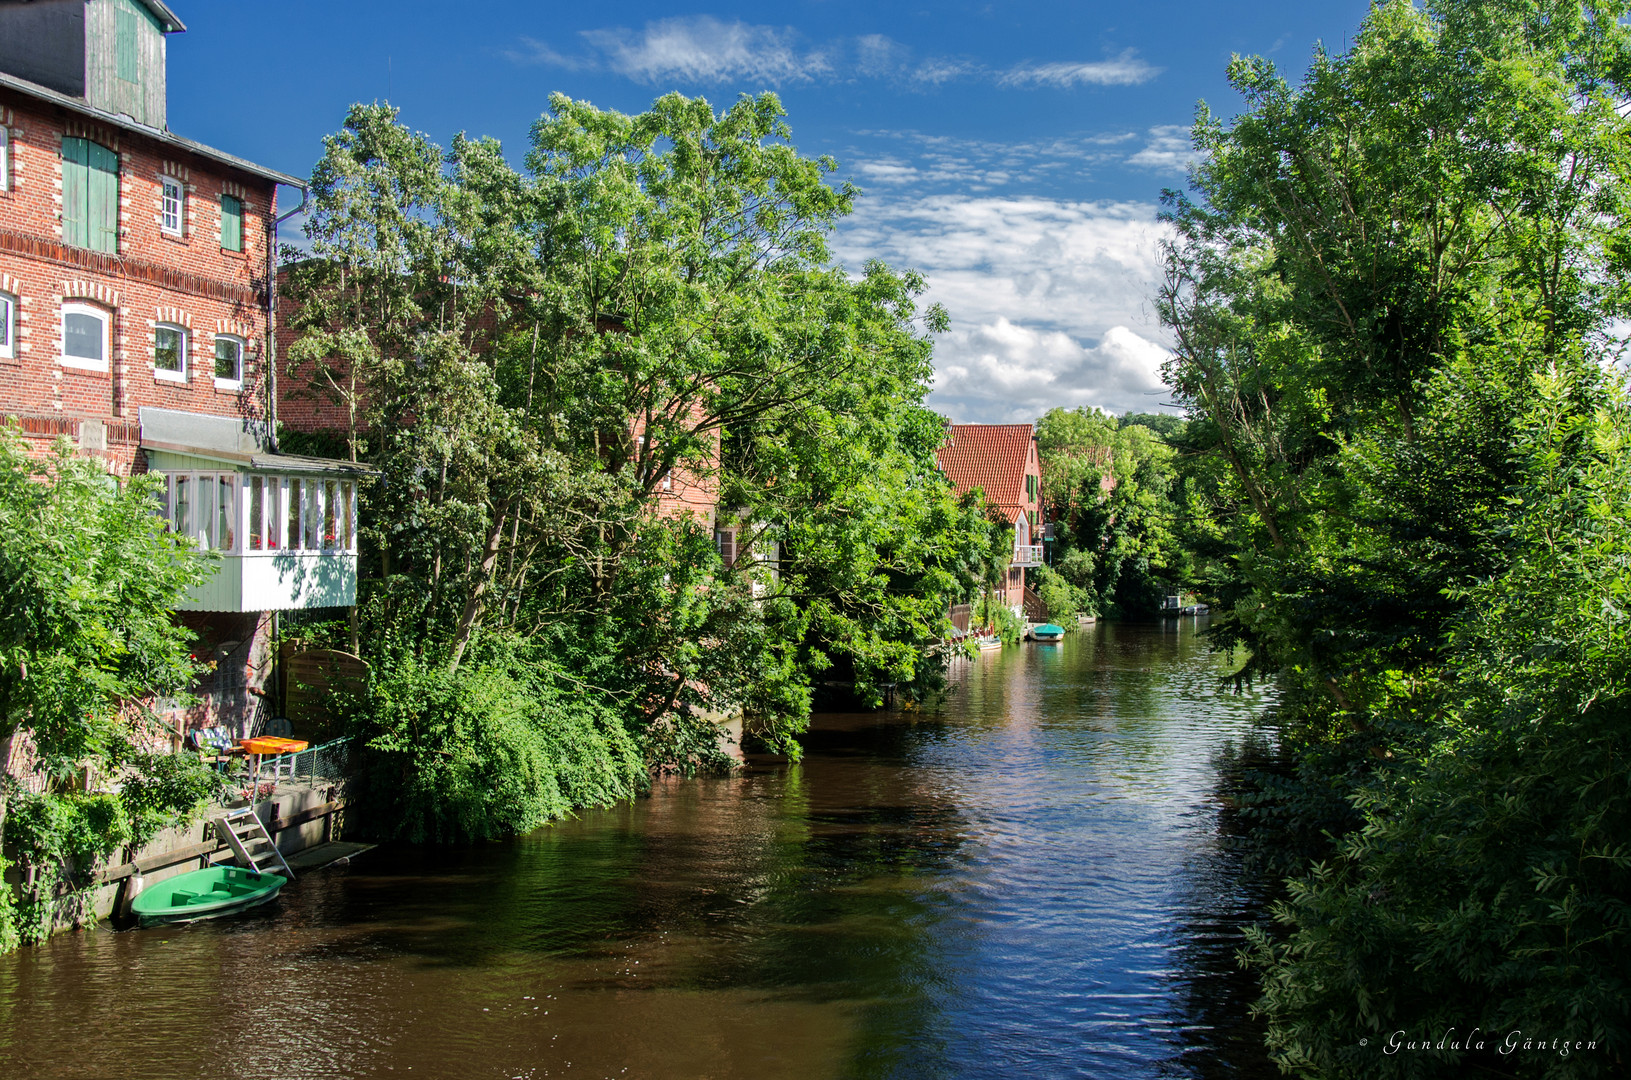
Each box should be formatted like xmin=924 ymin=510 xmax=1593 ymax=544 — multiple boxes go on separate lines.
xmin=221 ymin=195 xmax=243 ymax=252
xmin=88 ymin=142 xmax=119 ymax=254
xmin=115 ymin=5 xmax=138 ymax=82
xmin=61 ymin=137 xmax=89 ymax=248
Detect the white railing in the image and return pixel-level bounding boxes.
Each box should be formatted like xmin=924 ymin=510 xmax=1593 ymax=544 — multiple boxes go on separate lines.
xmin=1012 ymin=544 xmax=1044 ymax=567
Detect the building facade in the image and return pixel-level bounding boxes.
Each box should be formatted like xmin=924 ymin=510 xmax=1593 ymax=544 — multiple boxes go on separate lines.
xmin=0 ymin=0 xmax=363 ymax=740
xmin=935 ymin=423 xmax=1045 ymax=611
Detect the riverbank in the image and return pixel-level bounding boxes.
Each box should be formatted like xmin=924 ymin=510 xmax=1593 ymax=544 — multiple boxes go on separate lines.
xmin=0 ymin=620 xmax=1278 ymax=1080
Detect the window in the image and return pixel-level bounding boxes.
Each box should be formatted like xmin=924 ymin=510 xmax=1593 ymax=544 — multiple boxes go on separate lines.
xmin=160 ymin=472 xmax=239 ymax=552
xmin=0 ymin=125 xmax=9 ymax=192
xmin=214 ymin=475 xmax=235 ymax=552
xmin=173 ymin=474 xmax=192 ymax=540
xmin=286 ymin=478 xmax=303 ymax=551
xmin=153 ymin=323 xmax=186 ymax=381
xmin=161 ymin=175 xmax=183 ymax=236
xmin=61 ymin=137 xmax=119 ymax=253
xmin=248 ymin=476 xmax=264 ymax=550
xmin=61 ymin=303 xmax=109 ymax=371
xmin=214 ymin=334 xmax=243 ymax=389
xmin=0 ymin=292 xmax=14 ymax=361
xmin=322 ymin=480 xmax=339 ymax=550
xmin=341 ymin=481 xmax=355 ymax=550
xmin=220 ymin=194 xmax=243 ymax=252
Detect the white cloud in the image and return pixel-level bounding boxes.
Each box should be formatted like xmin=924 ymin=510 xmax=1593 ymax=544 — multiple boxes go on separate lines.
xmin=504 ymin=36 xmax=593 ymax=70
xmin=999 ymin=50 xmax=1163 ymax=89
xmin=931 ymin=320 xmax=1172 ymax=421
xmin=580 ymin=16 xmax=830 ymax=85
xmin=833 ymin=195 xmax=1177 ymax=421
xmin=505 ymin=20 xmax=1161 ymax=93
xmin=1126 ymin=125 xmax=1198 ymax=174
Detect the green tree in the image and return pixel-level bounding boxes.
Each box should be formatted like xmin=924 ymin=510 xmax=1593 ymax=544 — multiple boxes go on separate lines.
xmin=1035 ymin=407 xmax=1188 ymax=616
xmin=286 ymin=93 xmax=984 ymax=789
xmin=0 ymin=430 xmax=218 ymax=947
xmin=1158 ymin=0 xmax=1631 ymax=1070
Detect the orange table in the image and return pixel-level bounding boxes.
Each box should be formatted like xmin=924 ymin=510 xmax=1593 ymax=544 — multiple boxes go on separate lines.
xmin=239 ymin=737 xmax=310 ymax=793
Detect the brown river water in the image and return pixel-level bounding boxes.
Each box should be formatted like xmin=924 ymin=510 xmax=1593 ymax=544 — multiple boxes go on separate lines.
xmin=0 ymin=618 xmax=1277 ymax=1080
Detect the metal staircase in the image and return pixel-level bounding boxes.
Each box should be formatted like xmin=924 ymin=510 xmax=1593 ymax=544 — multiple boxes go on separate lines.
xmin=212 ymin=808 xmax=296 ymax=880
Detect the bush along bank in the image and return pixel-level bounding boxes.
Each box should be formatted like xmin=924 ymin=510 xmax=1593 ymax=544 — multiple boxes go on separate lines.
xmin=1160 ymin=1 xmax=1631 ymax=1073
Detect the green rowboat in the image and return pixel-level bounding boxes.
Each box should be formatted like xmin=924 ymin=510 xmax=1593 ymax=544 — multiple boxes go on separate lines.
xmin=130 ymin=866 xmax=288 ymax=928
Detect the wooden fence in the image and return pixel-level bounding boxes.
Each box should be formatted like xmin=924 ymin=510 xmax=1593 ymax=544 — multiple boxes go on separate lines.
xmin=280 ymin=646 xmax=370 ymax=741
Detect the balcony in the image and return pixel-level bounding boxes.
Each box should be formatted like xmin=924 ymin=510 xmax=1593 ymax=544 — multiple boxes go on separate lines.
xmin=183 ymin=551 xmax=357 ymax=612
xmin=1012 ymin=544 xmax=1044 ymax=567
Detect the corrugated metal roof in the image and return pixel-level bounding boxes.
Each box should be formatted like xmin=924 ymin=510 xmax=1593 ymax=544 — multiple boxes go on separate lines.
xmin=0 ymin=70 xmax=304 ymax=188
xmin=936 ymin=423 xmax=1036 ymax=523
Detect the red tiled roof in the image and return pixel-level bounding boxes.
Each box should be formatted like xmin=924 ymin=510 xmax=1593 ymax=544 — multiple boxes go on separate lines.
xmin=936 ymin=423 xmax=1036 ymax=523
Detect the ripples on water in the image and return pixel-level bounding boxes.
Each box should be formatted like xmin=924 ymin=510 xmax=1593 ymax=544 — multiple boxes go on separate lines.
xmin=0 ymin=620 xmax=1278 ymax=1079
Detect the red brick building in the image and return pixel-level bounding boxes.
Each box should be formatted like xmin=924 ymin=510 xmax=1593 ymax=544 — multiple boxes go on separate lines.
xmin=936 ymin=423 xmax=1045 ymax=610
xmin=0 ymin=0 xmax=365 ymax=740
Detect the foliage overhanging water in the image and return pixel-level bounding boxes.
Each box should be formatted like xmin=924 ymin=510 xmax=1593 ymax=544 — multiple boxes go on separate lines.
xmin=0 ymin=619 xmax=1277 ymax=1079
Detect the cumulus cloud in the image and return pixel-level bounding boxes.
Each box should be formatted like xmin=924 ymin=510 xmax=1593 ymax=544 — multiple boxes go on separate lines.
xmin=832 ymin=195 xmax=1177 ymax=421
xmin=932 ymin=321 xmax=1172 ymax=421
xmin=998 ymin=50 xmax=1163 ymax=89
xmin=506 ymin=18 xmax=1161 ymax=93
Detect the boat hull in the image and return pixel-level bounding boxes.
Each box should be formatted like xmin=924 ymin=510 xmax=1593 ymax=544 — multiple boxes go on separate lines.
xmin=131 ymin=866 xmax=288 ymax=928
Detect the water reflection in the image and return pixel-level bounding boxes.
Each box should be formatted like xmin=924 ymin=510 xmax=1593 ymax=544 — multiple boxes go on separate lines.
xmin=0 ymin=619 xmax=1275 ymax=1079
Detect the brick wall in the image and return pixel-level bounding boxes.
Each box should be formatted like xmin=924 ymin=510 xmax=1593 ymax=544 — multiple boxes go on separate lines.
xmin=0 ymin=87 xmax=275 ymax=475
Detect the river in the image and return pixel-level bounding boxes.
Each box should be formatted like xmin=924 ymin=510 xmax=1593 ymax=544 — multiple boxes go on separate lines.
xmin=0 ymin=618 xmax=1277 ymax=1079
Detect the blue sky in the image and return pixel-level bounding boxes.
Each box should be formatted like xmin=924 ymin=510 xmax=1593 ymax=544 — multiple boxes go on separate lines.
xmin=167 ymin=1 xmax=1373 ymax=422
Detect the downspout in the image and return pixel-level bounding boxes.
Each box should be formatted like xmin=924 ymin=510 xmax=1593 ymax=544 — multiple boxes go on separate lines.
xmin=267 ymin=182 xmax=308 ymax=725
xmin=267 ymin=182 xmax=309 ymax=454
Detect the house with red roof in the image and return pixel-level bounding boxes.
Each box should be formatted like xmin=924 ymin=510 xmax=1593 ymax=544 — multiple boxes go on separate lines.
xmin=936 ymin=423 xmax=1044 ymax=611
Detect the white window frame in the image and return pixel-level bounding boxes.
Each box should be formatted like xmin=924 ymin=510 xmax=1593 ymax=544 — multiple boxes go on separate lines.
xmin=213 ymin=333 xmax=243 ymax=390
xmin=160 ymin=471 xmax=242 ymax=554
xmin=0 ymin=291 xmax=15 ymax=361
xmin=60 ymin=302 xmax=109 ymax=372
xmin=153 ymin=322 xmax=187 ymax=382
xmin=160 ymin=174 xmax=183 ymax=236
xmin=0 ymin=125 xmax=9 ymax=192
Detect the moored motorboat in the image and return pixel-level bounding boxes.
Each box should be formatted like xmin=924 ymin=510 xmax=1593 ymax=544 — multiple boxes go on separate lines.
xmin=129 ymin=865 xmax=288 ymax=928
xmin=1030 ymin=623 xmax=1065 ymax=642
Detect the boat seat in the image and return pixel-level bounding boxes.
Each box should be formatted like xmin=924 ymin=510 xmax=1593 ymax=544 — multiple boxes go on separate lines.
xmin=169 ymin=891 xmax=199 ymax=906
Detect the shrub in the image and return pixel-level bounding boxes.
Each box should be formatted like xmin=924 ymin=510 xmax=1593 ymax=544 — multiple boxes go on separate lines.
xmin=347 ymin=652 xmax=646 ymax=843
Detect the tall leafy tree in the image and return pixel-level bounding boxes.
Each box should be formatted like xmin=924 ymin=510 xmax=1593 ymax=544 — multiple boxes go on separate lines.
xmin=285 ymin=93 xmax=984 ymax=772
xmin=1159 ymin=0 xmax=1631 ymax=1069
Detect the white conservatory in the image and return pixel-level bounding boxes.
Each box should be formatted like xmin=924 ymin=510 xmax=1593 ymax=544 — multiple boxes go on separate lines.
xmin=140 ymin=407 xmax=373 ymax=612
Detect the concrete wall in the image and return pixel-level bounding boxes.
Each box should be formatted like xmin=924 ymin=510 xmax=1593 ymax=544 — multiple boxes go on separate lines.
xmin=59 ymin=785 xmax=343 ymax=934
